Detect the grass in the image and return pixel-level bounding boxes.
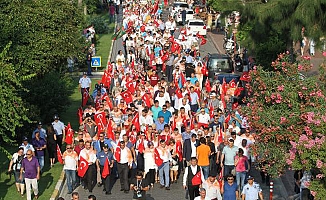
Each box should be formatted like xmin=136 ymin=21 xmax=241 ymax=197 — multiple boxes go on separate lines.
xmin=90 ymin=13 xmax=115 ymax=71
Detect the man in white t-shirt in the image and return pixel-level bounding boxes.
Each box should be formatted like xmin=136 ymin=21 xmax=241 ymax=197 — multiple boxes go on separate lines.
xmin=62 ymin=144 xmax=78 ymax=194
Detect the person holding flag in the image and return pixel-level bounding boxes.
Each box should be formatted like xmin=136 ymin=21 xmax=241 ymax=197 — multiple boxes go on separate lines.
xmin=115 ymin=141 xmax=133 ymax=193
xmin=79 ymin=72 xmax=92 ymax=105
xmin=96 ymin=143 xmax=114 ymax=195
xmin=62 ymin=144 xmax=78 ymax=194
xmin=183 ymin=157 xmax=206 ymax=200
xmin=157 ymin=140 xmax=172 ymax=190
xmin=79 ymin=141 xmax=97 ymax=193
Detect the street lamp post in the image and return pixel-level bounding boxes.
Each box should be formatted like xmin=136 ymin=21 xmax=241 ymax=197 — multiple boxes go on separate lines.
xmin=269 ymin=180 xmax=274 ymax=200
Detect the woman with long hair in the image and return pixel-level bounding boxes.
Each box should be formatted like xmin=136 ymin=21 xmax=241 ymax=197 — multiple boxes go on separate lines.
xmin=47 ymin=125 xmax=57 ymax=167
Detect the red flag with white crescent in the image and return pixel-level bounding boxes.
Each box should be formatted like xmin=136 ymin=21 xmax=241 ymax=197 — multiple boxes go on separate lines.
xmin=138 ymin=139 xmax=145 ymax=154
xmin=102 ymin=157 xmax=110 ymax=178
xmin=176 ymin=141 xmax=183 ymax=161
xmin=77 ymin=107 xmax=83 ymax=124
xmin=106 ymin=120 xmax=114 ymax=140
xmin=114 ymin=146 xmax=121 ymax=162
xmin=142 ymin=93 xmax=152 ymax=107
xmin=154 ymin=148 xmax=163 ymax=166
xmin=192 ymin=171 xmax=202 ymax=185
xmin=132 ymin=113 xmax=140 ymax=132
xmin=200 ymin=38 xmax=207 ymax=45
xmin=95 ymin=112 xmax=107 ymax=133
xmin=205 ymin=79 xmax=211 ymax=93
xmin=126 ymin=80 xmax=135 ymax=94
xmin=56 ymin=144 xmax=63 ymax=164
xmin=121 ymin=91 xmax=133 ymax=104
xmin=82 ymin=89 xmax=89 ymax=107
xmin=78 ymin=156 xmax=89 ymax=177
xmin=229 ymin=79 xmax=237 ymax=88
xmin=65 ymin=123 xmax=74 ymax=145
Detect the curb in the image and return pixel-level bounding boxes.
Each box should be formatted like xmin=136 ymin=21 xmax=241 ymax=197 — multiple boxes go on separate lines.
xmin=50 ymin=169 xmax=66 ymax=200
xmin=108 ymin=11 xmax=119 ymax=67
xmin=207 ymin=32 xmax=223 ymax=54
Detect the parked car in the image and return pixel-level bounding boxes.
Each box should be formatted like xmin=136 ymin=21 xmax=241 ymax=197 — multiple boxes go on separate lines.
xmin=170 ymin=2 xmax=189 ymax=17
xmin=186 ymin=19 xmax=207 ymax=36
xmin=206 ymin=54 xmax=240 ymax=83
xmin=175 ymin=9 xmax=194 ymax=25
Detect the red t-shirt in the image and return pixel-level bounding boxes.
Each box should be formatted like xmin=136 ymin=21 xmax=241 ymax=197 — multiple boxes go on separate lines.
xmin=149 ymin=74 xmax=159 ymax=86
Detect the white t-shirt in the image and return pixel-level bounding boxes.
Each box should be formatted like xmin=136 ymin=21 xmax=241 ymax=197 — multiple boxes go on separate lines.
xmin=63 ymin=151 xmax=78 ymax=170
xmin=198 ymin=113 xmax=210 ymax=124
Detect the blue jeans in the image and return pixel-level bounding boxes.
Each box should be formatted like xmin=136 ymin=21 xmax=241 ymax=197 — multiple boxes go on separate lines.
xmin=158 ymin=162 xmax=170 ymax=187
xmin=37 ymin=156 xmax=44 ymax=171
xmin=65 ymin=169 xmax=77 ymax=193
xmin=236 ymin=171 xmax=247 ymax=191
xmin=201 ymin=165 xmax=209 ymax=180
xmin=224 ymin=165 xmax=235 ymax=179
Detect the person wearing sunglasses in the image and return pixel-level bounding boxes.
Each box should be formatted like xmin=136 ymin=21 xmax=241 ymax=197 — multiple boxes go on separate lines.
xmin=63 ymin=144 xmax=78 ymax=194
xmin=19 ymin=149 xmax=40 ymax=200
xmin=221 ymin=174 xmax=239 ymax=200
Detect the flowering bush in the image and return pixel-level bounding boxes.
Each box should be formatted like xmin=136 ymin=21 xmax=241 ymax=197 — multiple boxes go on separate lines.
xmin=244 ymin=52 xmax=326 ymax=199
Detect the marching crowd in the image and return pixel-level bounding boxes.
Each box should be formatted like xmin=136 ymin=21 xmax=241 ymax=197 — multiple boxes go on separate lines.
xmin=7 ymin=0 xmax=264 ymax=200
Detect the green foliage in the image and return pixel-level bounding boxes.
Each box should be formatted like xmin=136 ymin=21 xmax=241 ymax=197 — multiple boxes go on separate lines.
xmin=0 ymin=0 xmax=85 ymax=76
xmin=85 ymin=0 xmax=104 ymax=14
xmin=0 ymin=43 xmax=30 ymax=145
xmin=207 ymin=0 xmax=243 ymax=15
xmin=23 ymin=72 xmax=75 ymax=124
xmin=88 ymin=15 xmax=109 ymax=34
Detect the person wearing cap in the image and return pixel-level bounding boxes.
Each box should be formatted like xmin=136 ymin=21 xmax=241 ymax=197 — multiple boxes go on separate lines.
xmin=63 ymin=144 xmax=78 ymax=194
xmin=52 ymin=115 xmax=65 ymax=151
xmin=8 ymin=147 xmax=25 ymax=197
xmin=79 ymin=72 xmax=92 ymax=101
xmin=202 ymin=173 xmax=222 ymax=200
xmin=19 ymin=136 xmax=35 ymax=155
xmin=220 ymin=138 xmax=238 ymax=178
xmin=96 ymin=143 xmax=114 ymax=195
xmin=93 ymin=132 xmax=113 ymax=154
xmin=32 ymin=122 xmax=47 ymax=140
xmin=241 ymin=176 xmax=263 ymax=200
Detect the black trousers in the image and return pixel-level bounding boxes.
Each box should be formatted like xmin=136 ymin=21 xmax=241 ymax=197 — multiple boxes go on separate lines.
xmin=117 ymin=163 xmax=129 ymax=191
xmin=165 ymin=65 xmax=173 ymax=82
xmin=146 ymin=169 xmax=155 ymax=185
xmin=85 ymin=164 xmax=96 ymax=192
xmin=56 ymin=134 xmax=63 ymax=151
xmin=188 ymin=185 xmax=200 ymax=200
xmin=100 ymin=166 xmax=111 ymax=192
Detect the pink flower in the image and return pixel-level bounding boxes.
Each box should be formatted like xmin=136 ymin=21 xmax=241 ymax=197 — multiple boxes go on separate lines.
xmin=302 ymin=86 xmax=308 ymax=90
xmin=289 ymin=141 xmax=296 ymax=148
xmin=314 ymin=120 xmax=321 ymax=126
xmin=277 ymin=85 xmax=284 ymax=91
xmin=304 ymin=126 xmax=313 ymax=135
xmin=316 ymin=159 xmax=323 ymax=168
xmin=280 ymin=117 xmax=287 ymax=124
xmin=310 ymin=191 xmax=317 ymax=197
xmin=271 ymin=93 xmax=276 ymax=100
xmin=298 ymin=64 xmax=303 ymax=70
xmin=316 ymin=90 xmax=324 ymax=97
xmin=299 ymin=134 xmax=309 ymax=142
xmin=316 ymin=174 xmax=324 ymax=179
xmin=286 ymin=159 xmax=293 ymax=165
xmin=322 ymin=52 xmax=326 ymax=57
xmin=322 ymin=115 xmax=326 ymax=122
xmin=303 ymin=56 xmax=311 ymax=60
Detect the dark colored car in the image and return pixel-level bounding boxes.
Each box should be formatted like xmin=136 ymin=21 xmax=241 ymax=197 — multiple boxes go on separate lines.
xmin=206 ymin=54 xmax=240 ymax=83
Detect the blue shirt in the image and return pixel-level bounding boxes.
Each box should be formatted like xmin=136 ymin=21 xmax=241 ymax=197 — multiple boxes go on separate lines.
xmin=93 ymin=139 xmax=113 ymax=153
xmin=190 ymin=92 xmax=199 ymax=105
xmin=151 ymin=106 xmax=162 ymax=121
xmin=155 ymin=121 xmax=167 ymax=131
xmin=158 ymin=110 xmax=172 ymax=123
xmin=182 ymin=132 xmax=192 ymax=142
xmin=196 ymin=108 xmax=209 ymax=114
xmin=32 ymin=128 xmax=47 ymax=139
xmin=97 ymin=151 xmax=114 ymax=166
xmin=223 ymin=181 xmax=238 ymax=200
xmin=190 ymin=77 xmax=198 ymax=85
xmin=154 ymin=46 xmax=162 ymax=57
xmin=79 ymin=77 xmax=91 ymax=88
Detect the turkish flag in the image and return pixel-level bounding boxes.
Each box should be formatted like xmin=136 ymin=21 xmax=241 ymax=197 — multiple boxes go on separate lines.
xmin=138 ymin=139 xmax=145 ymax=154
xmin=201 ymin=65 xmax=208 ymax=76
xmin=162 ymin=63 xmax=166 ymax=71
xmin=192 ymin=171 xmax=202 ymax=185
xmin=175 ymin=87 xmax=183 ymax=99
xmin=140 ymin=25 xmax=146 ymax=32
xmin=130 ymin=60 xmax=135 ymax=69
xmin=240 ymin=72 xmax=251 ymax=82
xmin=169 ymin=36 xmax=175 ymax=43
xmin=77 ymin=107 xmax=83 ymax=124
xmin=180 ymin=72 xmax=186 ymax=86
xmin=154 ymin=148 xmax=163 ymax=167
xmin=107 ymin=120 xmax=114 ymax=140
xmin=121 ymin=91 xmax=133 ymax=104
xmin=101 ymin=71 xmax=109 ymax=88
xmin=209 ymin=105 xmax=214 ymax=118
xmin=222 ymin=78 xmax=227 ymax=95
xmin=107 ymin=62 xmax=113 ymax=73
xmin=234 ymin=87 xmax=244 ymax=96
xmin=225 ymin=114 xmax=231 ymax=125
xmin=171 ymin=119 xmax=176 ymax=131
xmin=171 ymin=42 xmax=180 ymax=53
xmin=151 ymin=0 xmax=159 ymax=14
xmin=65 ymin=123 xmax=74 ymax=145
xmin=153 ymin=20 xmax=159 ymax=27
xmin=82 ymin=89 xmax=89 ymax=107
xmin=142 ymin=93 xmax=152 ymax=107
xmin=102 ymin=157 xmax=110 ymax=178
xmin=200 ymin=38 xmax=207 ymax=45
xmin=114 ymin=146 xmax=121 ymax=163
xmin=126 ymin=80 xmax=135 ymax=94
xmin=182 ymin=116 xmax=188 ymax=128
xmin=161 ymin=52 xmax=169 ymax=62
xmin=205 ymin=79 xmax=211 ymax=93
xmin=56 ymin=144 xmax=63 ymax=164
xmin=176 ymin=141 xmax=183 ymax=161
xmin=218 ymin=125 xmax=224 ymax=143
xmin=102 ymin=94 xmax=113 ymax=109
xmin=95 ymin=112 xmax=107 ymax=133
xmin=132 ymin=113 xmax=140 ymax=132
xmin=229 ymin=79 xmax=237 ymax=88
xmin=129 ymin=132 xmax=137 ymax=144
xmin=196 ymin=32 xmax=204 ymax=39
xmin=78 ymin=156 xmax=89 ymax=177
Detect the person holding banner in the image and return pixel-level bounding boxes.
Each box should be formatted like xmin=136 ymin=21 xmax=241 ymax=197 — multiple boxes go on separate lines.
xmin=62 ymin=144 xmax=78 ymax=194
xmin=96 ymin=143 xmax=114 ymax=195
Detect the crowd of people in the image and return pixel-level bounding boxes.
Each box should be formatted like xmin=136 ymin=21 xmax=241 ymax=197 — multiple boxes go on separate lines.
xmin=7 ymin=0 xmax=266 ymax=200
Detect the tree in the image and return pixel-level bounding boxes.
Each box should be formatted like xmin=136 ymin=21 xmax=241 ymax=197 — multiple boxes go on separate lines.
xmin=244 ymin=53 xmax=326 ymax=199
xmin=0 ymin=0 xmax=85 ymax=77
xmin=0 ymin=43 xmax=30 ymax=154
